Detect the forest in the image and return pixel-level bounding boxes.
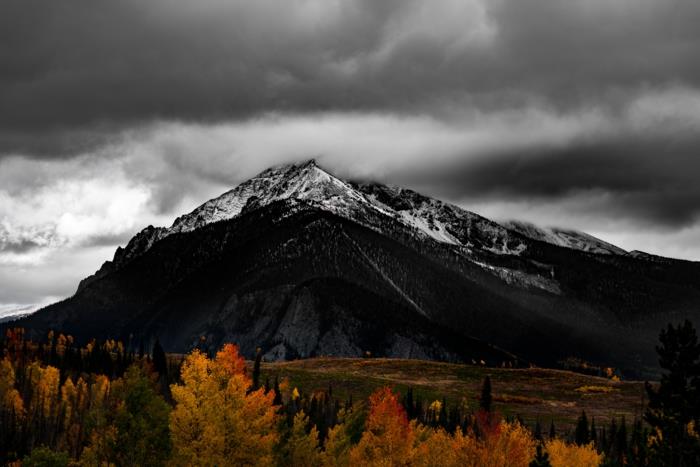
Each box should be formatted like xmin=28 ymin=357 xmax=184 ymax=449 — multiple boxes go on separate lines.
xmin=1 ymin=322 xmax=699 ymax=466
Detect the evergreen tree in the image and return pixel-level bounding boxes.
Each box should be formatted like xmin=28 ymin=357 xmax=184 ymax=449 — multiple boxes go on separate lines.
xmin=273 ymin=377 xmax=283 ymax=406
xmin=252 ymin=347 xmax=262 ymax=391
xmin=645 ymin=320 xmax=700 ymax=466
xmin=152 ymin=339 xmax=167 ymax=378
xmin=439 ymin=397 xmax=448 ymax=429
xmin=575 ymin=410 xmax=589 ymax=446
xmin=480 ymin=376 xmax=493 ymax=412
xmin=549 ymin=420 xmax=556 ymax=439
xmin=628 ymin=419 xmax=648 ymax=466
xmin=616 ymin=416 xmax=627 ymax=461
xmin=112 ymin=365 xmax=172 ymax=466
xmin=529 ymin=443 xmax=552 ymax=467
xmin=403 ymin=387 xmax=415 ymax=419
xmin=607 ymin=418 xmax=618 ymax=457
xmin=590 ymin=417 xmax=597 ymax=446
xmin=534 ymin=420 xmax=543 ymax=441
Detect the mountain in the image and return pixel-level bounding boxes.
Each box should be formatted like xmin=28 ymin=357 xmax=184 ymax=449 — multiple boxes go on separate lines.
xmin=502 ymin=221 xmax=628 ymax=256
xmin=10 ymin=160 xmax=700 ymax=378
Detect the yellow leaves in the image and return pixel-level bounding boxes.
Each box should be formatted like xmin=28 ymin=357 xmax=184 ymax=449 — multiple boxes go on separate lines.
xmin=545 ymin=439 xmax=602 ymax=467
xmin=60 ymin=377 xmax=77 ymax=427
xmin=481 ymin=421 xmax=537 ymax=467
xmin=422 ymin=421 xmax=536 ymax=467
xmin=0 ymin=357 xmax=16 ymax=392
xmin=292 ymin=387 xmax=301 ymax=400
xmin=24 ymin=361 xmax=61 ymax=420
xmin=414 ymin=427 xmax=458 ymax=467
xmin=428 ymin=399 xmax=442 ymax=420
xmin=0 ymin=359 xmax=24 ymax=421
xmin=90 ymin=374 xmax=111 ymax=409
xmin=321 ymin=423 xmax=351 ymax=467
xmin=288 ymin=412 xmax=322 ymax=467
xmin=170 ymin=344 xmax=279 ymax=466
xmin=343 ymin=387 xmax=537 ymax=467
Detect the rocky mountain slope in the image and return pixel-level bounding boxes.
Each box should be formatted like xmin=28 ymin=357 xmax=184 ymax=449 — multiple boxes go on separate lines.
xmin=11 ymin=160 xmax=700 ymax=378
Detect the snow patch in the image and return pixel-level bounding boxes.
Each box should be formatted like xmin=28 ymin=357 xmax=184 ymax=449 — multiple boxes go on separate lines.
xmin=503 ymin=220 xmax=627 ymax=256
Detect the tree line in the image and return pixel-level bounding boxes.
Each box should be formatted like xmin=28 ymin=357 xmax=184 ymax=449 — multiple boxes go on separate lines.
xmin=1 ymin=319 xmax=699 ymax=466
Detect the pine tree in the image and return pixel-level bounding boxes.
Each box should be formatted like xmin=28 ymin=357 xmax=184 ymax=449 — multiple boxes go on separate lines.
xmin=616 ymin=416 xmax=627 ymax=462
xmin=480 ymin=376 xmax=492 ymax=412
xmin=152 ymin=339 xmax=167 ymax=378
xmin=628 ymin=419 xmax=648 ymax=466
xmin=549 ymin=420 xmax=556 ymax=440
xmin=530 ymin=443 xmax=552 ymax=467
xmin=607 ymin=417 xmax=618 ymax=457
xmin=575 ymin=410 xmax=589 ymax=446
xmin=403 ymin=387 xmax=415 ymax=419
xmin=252 ymin=347 xmax=262 ymax=391
xmin=534 ymin=420 xmax=543 ymax=441
xmin=590 ymin=417 xmax=597 ymax=447
xmin=645 ymin=320 xmax=700 ymax=466
xmin=112 ymin=365 xmax=172 ymax=466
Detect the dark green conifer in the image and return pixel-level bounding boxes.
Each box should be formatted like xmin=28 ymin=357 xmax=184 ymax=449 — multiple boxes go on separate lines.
xmin=575 ymin=410 xmax=589 ymax=446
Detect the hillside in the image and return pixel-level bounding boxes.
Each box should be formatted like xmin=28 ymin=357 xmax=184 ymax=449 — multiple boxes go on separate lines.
xmin=259 ymin=357 xmax=647 ymax=432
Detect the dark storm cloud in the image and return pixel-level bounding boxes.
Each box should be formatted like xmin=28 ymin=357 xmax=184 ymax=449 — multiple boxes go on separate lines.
xmin=0 ymin=238 xmax=44 ymax=254
xmin=3 ymin=0 xmax=700 ymax=156
xmin=409 ymin=126 xmax=700 ymax=229
xmin=4 ymin=0 xmax=700 ymax=310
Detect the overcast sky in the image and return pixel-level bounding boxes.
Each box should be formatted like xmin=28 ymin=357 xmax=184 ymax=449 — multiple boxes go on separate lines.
xmin=2 ymin=0 xmax=700 ymax=310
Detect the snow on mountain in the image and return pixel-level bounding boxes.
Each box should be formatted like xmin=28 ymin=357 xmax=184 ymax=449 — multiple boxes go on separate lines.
xmin=355 ymin=183 xmax=527 ymax=255
xmin=0 ymin=303 xmax=43 ymax=323
xmin=116 ymin=160 xmax=528 ymax=265
xmin=105 ymin=159 xmax=625 ymax=284
xmin=164 ymin=160 xmax=534 ymax=256
xmin=502 ymin=220 xmax=627 ymax=256
xmin=169 ymin=159 xmax=373 ymax=234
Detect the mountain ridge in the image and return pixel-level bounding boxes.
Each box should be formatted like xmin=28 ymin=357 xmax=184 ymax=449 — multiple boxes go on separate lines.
xmin=79 ymin=159 xmax=632 ymax=293
xmin=10 ymin=159 xmax=700 ymax=379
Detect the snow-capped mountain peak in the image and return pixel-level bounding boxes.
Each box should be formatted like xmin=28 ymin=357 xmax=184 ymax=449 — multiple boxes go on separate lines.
xmin=168 ymin=159 xmax=361 ymax=234
xmin=99 ymin=160 xmax=626 ymax=289
xmin=107 ymin=160 xmax=534 ymax=271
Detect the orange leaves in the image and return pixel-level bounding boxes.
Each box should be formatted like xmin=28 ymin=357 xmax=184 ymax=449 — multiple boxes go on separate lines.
xmin=347 ymin=387 xmax=541 ymax=467
xmin=215 ymin=343 xmax=248 ymax=379
xmin=366 ymin=386 xmax=410 ymax=436
xmin=350 ymin=386 xmax=416 ymax=466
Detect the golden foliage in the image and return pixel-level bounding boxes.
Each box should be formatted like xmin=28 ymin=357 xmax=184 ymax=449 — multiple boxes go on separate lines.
xmin=546 ymin=439 xmax=602 ymax=467
xmin=288 ymin=412 xmax=322 ymax=467
xmin=0 ymin=357 xmax=24 ymax=420
xmin=320 ymin=410 xmax=353 ymax=467
xmin=170 ymin=346 xmax=279 ymax=466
